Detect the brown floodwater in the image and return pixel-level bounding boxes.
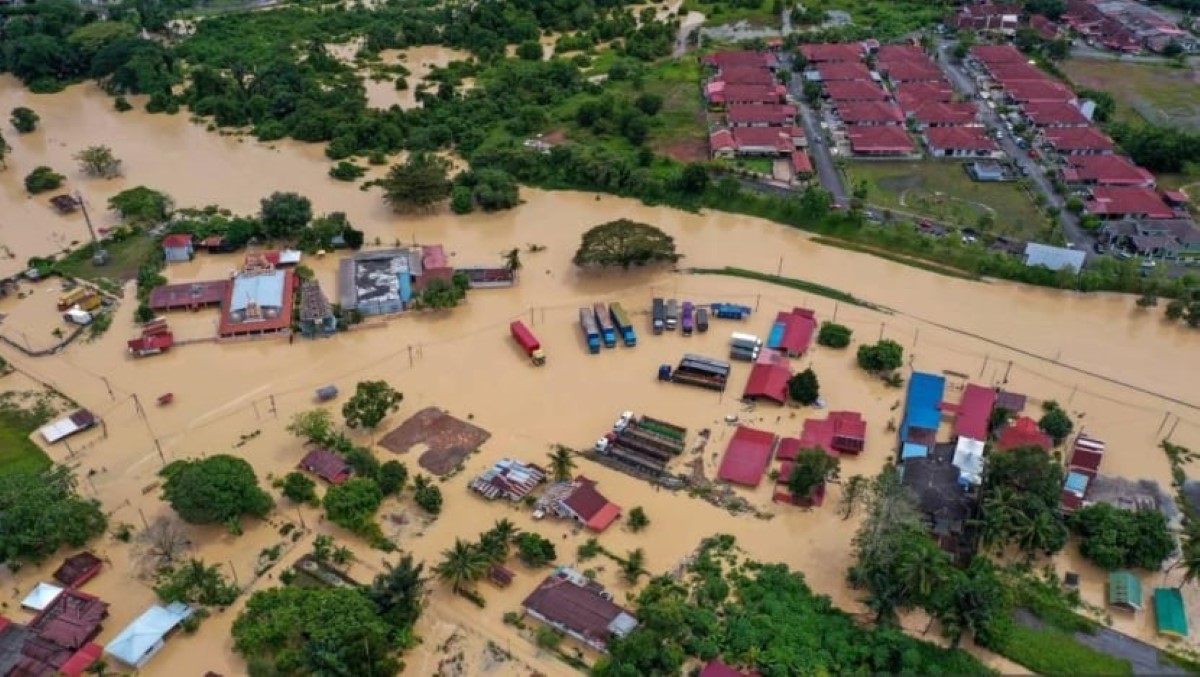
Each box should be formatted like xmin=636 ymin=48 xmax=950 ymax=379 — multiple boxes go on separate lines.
xmin=1 ymin=75 xmax=1199 ymax=674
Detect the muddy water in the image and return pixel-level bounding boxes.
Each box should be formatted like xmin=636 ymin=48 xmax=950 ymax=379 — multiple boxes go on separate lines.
xmin=1 ymin=76 xmax=1199 ymax=674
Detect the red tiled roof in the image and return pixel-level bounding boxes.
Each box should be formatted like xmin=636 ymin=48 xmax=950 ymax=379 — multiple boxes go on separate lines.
xmin=985 ymin=61 xmax=1048 ymax=83
xmin=817 ymin=61 xmax=872 ymax=81
xmin=1023 ymin=101 xmax=1090 ymax=126
xmin=970 ymin=44 xmax=1025 ymax=64
xmin=53 ymin=553 xmax=103 ymax=589
xmin=718 ymin=84 xmax=785 ymax=103
xmin=824 ymin=79 xmax=889 ymax=101
xmin=996 ymin=416 xmax=1053 ymax=451
xmin=1031 ymin=14 xmax=1060 ymax=40
xmin=799 ymin=411 xmax=867 ymax=454
xmin=1044 ymin=126 xmax=1114 ymax=152
xmin=57 ymin=643 xmax=103 ymax=677
xmin=718 ymin=426 xmax=778 ymax=487
xmin=925 ymin=126 xmax=998 ymax=151
xmin=148 ymin=279 xmax=230 ymax=311
xmin=1086 ymin=186 xmax=1174 ymax=219
xmin=217 ymin=269 xmax=296 ymax=338
xmin=298 ymin=448 xmax=352 ymax=484
xmin=776 ymin=437 xmax=802 ymax=461
xmin=774 ymin=307 xmax=817 ymax=355
xmin=876 ymin=45 xmax=927 ymax=62
xmin=1005 ymin=80 xmax=1076 ymax=103
xmin=952 ymin=384 xmax=996 ymax=440
xmin=562 ymin=477 xmax=621 ymax=531
xmin=1068 ymin=436 xmax=1105 ymax=472
xmin=727 ymin=103 xmax=796 ymax=125
xmin=799 ymin=43 xmax=864 ymax=62
xmin=162 ymin=234 xmax=192 ymax=249
xmin=846 ymin=126 xmax=914 ymax=153
xmin=910 ymin=102 xmax=978 ymax=125
xmin=895 ymin=82 xmax=954 ymax=108
xmin=791 ymin=150 xmax=813 ymax=174
xmin=703 ymin=50 xmax=773 ymax=69
xmin=27 ymin=589 xmax=107 ymax=653
xmin=716 ymin=67 xmax=775 ymax=85
xmin=836 ymin=101 xmax=905 ymax=124
xmin=742 ymin=352 xmax=792 ymax=405
xmin=1063 ymin=155 xmax=1155 ymax=186
xmin=719 ymin=126 xmax=799 ymax=153
xmin=881 ymin=60 xmax=944 ymax=82
xmin=127 ymin=331 xmax=174 ymax=353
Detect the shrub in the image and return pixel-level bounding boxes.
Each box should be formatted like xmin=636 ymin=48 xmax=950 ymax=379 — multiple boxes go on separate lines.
xmin=24 ymin=166 xmax=65 ymax=194
xmin=817 ymin=321 xmax=852 ymax=348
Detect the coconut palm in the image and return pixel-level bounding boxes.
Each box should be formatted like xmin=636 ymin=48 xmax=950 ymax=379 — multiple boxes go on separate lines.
xmin=1174 ymin=536 xmax=1200 ymax=589
xmin=621 ymin=548 xmax=646 ymax=584
xmin=434 ymin=538 xmax=490 ymax=594
xmin=368 ymin=554 xmax=426 ymax=631
xmin=898 ymin=540 xmax=947 ymax=602
xmin=547 ymin=445 xmax=577 ymax=483
xmin=1013 ymin=508 xmax=1067 ymax=556
xmin=331 ymin=545 xmax=354 ymax=567
xmin=503 ymin=248 xmax=522 ymax=275
xmin=478 ymin=519 xmax=520 ymax=564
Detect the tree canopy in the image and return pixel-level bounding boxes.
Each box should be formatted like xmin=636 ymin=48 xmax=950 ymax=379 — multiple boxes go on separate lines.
xmin=1038 ymin=401 xmax=1073 ymax=446
xmin=0 ymin=466 xmax=107 ymax=565
xmin=342 ymin=380 xmax=402 ymax=430
xmin=75 ymin=144 xmax=122 ymax=178
xmin=108 ymin=186 xmax=172 ymax=225
xmin=856 ymin=339 xmax=904 ymax=372
xmin=787 ymin=449 xmax=839 ymax=499
xmin=515 ymin=532 xmax=557 ymax=567
xmin=259 ymin=191 xmax=313 ymax=238
xmin=788 ymin=368 xmax=820 ymax=405
xmin=817 ymin=321 xmax=852 ymax=348
xmin=978 ymin=447 xmax=1068 ymax=556
xmin=323 ymin=478 xmax=384 ymax=531
xmin=159 ymin=455 xmax=273 ymax=530
xmin=24 ymin=166 xmax=64 ymax=194
xmin=155 ymin=558 xmax=239 ymax=607
xmin=281 ymin=471 xmax=318 ymax=504
xmin=1072 ymin=503 xmax=1175 ymax=570
xmin=10 ymin=106 xmax=39 ymax=133
xmin=573 ymin=218 xmax=681 ymax=269
xmin=367 ymin=554 xmax=426 ymax=645
xmin=379 ymin=153 xmax=452 ymax=212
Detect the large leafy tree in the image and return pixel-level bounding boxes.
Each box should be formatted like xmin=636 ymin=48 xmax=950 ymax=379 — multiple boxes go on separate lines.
xmin=342 ymin=380 xmax=402 ymax=431
xmin=787 ymin=368 xmax=820 ymax=405
xmin=323 ymin=478 xmax=384 ymax=530
xmin=1038 ymin=401 xmax=1074 ymax=446
xmin=367 ymin=555 xmax=426 ymax=644
xmin=856 ymin=339 xmax=904 ymax=373
xmin=107 ymin=186 xmax=172 ymax=225
xmin=787 ymin=449 xmax=840 ymax=499
xmin=1072 ymin=503 xmax=1175 ymax=570
xmin=233 ymin=586 xmax=400 ymax=676
xmin=259 ymin=191 xmax=312 ymax=238
xmin=0 ymin=466 xmax=107 ymax=565
xmin=573 ymin=219 xmax=681 ymax=269
xmin=159 ymin=455 xmax=273 ymax=530
xmin=75 ymin=144 xmax=122 ymax=178
xmin=379 ymin=153 xmax=452 ymax=212
xmin=433 ymin=538 xmax=490 ymax=593
xmin=286 ymin=407 xmax=334 ymax=445
xmin=478 ymin=518 xmax=520 ymax=563
xmin=10 ymin=107 xmax=40 ymax=133
xmin=978 ymin=447 xmax=1068 ymax=556
xmin=154 ymin=558 xmax=239 ymax=607
xmin=515 ymin=532 xmax=557 ymax=567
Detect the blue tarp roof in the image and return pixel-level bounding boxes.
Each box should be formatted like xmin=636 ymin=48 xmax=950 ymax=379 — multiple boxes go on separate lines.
xmin=901 ymin=443 xmax=929 ymax=460
xmin=1065 ymin=470 xmax=1090 ymax=494
xmin=901 ymin=372 xmax=945 ymax=439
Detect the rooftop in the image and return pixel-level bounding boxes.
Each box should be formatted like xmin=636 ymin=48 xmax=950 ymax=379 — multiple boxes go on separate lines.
xmin=909 ymin=102 xmax=979 ymax=125
xmin=53 ymin=553 xmax=102 ymax=589
xmin=742 ymin=350 xmax=792 ymax=405
xmin=1044 ymin=126 xmax=1115 ymax=152
xmin=703 ymin=50 xmax=774 ymax=69
xmin=894 ymin=81 xmax=955 ymax=108
xmin=970 ymin=44 xmax=1025 ymax=64
xmin=985 ymin=61 xmax=1050 ymax=83
xmin=924 ymin=126 xmax=998 ymax=152
xmin=996 ymin=416 xmax=1053 ymax=451
xmin=901 ymin=442 xmax=976 ymax=524
xmin=220 ymin=269 xmax=294 ymax=336
xmin=718 ymin=83 xmax=786 ymax=103
xmin=846 ymin=126 xmax=914 ymax=153
xmin=816 ymin=61 xmax=873 ymax=81
xmin=161 ymin=234 xmax=192 ymax=249
xmin=1087 ymin=186 xmax=1175 ymax=219
xmin=718 ymin=426 xmax=778 ymax=487
xmin=297 ymin=447 xmax=352 ymax=484
xmin=1024 ymin=242 xmax=1087 ymax=272
xmin=950 ymin=384 xmax=997 ymax=440
xmin=105 ymin=602 xmax=193 ymax=667
xmin=799 ymin=43 xmax=864 ymax=62
xmin=469 ymin=458 xmax=547 ymax=501
xmin=1023 ymin=101 xmax=1091 ymax=126
xmin=715 ymin=66 xmax=776 ymax=85
xmin=835 ymin=101 xmax=905 ymax=124
xmin=880 ymin=59 xmax=944 ymax=82
xmin=1005 ymin=79 xmax=1076 ymax=103
xmin=148 ymin=279 xmax=230 ymax=311
xmin=799 ymin=411 xmax=867 ymax=454
xmin=727 ymin=103 xmax=796 ymax=125
xmin=522 ymin=569 xmax=637 ymax=650
xmin=876 ymin=44 xmax=928 ymax=62
xmin=902 ymin=372 xmax=947 ymax=440
xmin=824 ymin=79 xmax=889 ymax=101
xmin=561 ymin=477 xmax=621 ymax=532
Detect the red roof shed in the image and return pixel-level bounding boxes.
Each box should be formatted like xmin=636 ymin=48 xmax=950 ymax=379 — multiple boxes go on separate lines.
xmin=742 ymin=352 xmax=792 ymax=405
xmin=53 ymin=553 xmax=103 ymax=589
xmin=297 ymin=448 xmax=352 ymax=484
xmin=952 ymin=384 xmax=997 ymax=441
xmin=718 ymin=426 xmax=778 ymax=487
xmin=562 ymin=477 xmax=622 ymax=532
xmin=996 ymin=416 xmax=1053 ymax=451
xmin=791 ymin=151 xmax=813 ymax=175
xmin=774 ymin=307 xmax=817 ymax=356
xmin=161 ymin=234 xmax=192 ymax=249
xmin=799 ymin=411 xmax=867 ymax=454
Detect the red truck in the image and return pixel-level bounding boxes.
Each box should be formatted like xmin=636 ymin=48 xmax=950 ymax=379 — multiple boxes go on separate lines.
xmin=510 ymin=321 xmax=546 ymax=366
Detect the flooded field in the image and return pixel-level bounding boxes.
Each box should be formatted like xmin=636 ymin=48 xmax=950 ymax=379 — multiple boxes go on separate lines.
xmin=1 ymin=74 xmax=1200 ymax=675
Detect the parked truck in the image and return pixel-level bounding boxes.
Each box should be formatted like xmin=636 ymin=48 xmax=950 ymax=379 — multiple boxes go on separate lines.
xmin=696 ymin=307 xmax=709 ymax=333
xmin=609 ymin=303 xmax=637 ymax=347
xmin=665 ymin=299 xmax=679 ymax=330
xmin=57 ymin=288 xmax=88 ymax=311
xmin=579 ymin=308 xmax=601 ymax=354
xmin=510 ymin=320 xmax=546 ymax=365
xmin=729 ymin=332 xmax=762 ymax=362
xmin=593 ymin=303 xmax=617 ymax=349
xmin=73 ymin=291 xmax=102 ymax=312
xmin=652 ymin=298 xmax=665 ymax=334
xmin=710 ymin=303 xmax=752 ymax=320
xmin=681 ymin=301 xmax=694 ymax=335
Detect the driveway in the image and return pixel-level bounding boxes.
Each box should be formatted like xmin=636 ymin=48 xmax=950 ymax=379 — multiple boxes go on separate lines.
xmin=782 ymin=56 xmax=849 ymax=205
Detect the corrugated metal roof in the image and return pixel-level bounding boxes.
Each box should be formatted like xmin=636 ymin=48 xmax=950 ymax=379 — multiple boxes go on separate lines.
xmin=1024 ymin=242 xmax=1086 ymax=273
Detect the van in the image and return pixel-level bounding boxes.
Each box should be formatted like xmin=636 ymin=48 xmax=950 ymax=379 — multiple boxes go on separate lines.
xmin=665 ymin=299 xmax=679 ymax=330
xmin=696 ymin=308 xmax=709 ymax=333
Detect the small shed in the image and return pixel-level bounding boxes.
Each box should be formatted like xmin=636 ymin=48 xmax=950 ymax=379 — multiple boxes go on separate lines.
xmin=297 ymin=448 xmax=352 ymax=484
xmin=54 ymin=552 xmax=103 ymax=588
xmin=20 ymin=582 xmax=64 ymax=611
xmin=1154 ymin=588 xmax=1188 ymax=638
xmin=1108 ymin=571 xmax=1142 ymax=612
xmin=161 ymin=234 xmax=194 ymax=263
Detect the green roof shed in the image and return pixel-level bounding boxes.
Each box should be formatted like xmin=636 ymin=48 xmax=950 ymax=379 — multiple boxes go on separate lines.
xmin=1154 ymin=587 xmax=1189 ymax=638
xmin=1108 ymin=571 xmax=1142 ymax=611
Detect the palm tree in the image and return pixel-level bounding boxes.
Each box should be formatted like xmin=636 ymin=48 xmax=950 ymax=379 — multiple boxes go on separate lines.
xmin=899 ymin=542 xmax=946 ymax=602
xmin=621 ymin=548 xmax=646 ymax=584
xmin=1173 ymin=537 xmax=1200 ymax=589
xmin=85 ymin=659 xmax=108 ymax=676
xmin=368 ymin=554 xmax=426 ymax=631
xmin=478 ymin=518 xmax=520 ymax=563
xmin=1013 ymin=509 xmax=1066 ymax=556
xmin=503 ymin=248 xmax=522 ymax=276
xmin=331 ymin=545 xmax=354 ymax=567
xmin=547 ymin=445 xmax=577 ymax=483
xmin=434 ymin=538 xmax=490 ymax=594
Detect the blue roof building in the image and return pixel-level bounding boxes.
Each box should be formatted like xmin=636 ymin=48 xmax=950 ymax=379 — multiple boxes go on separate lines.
xmin=901 ymin=372 xmax=946 ymax=452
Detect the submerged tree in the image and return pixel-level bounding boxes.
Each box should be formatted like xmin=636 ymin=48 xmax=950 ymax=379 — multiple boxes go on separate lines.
xmin=342 ymin=380 xmax=402 ymax=431
xmin=434 ymin=538 xmax=489 ymax=594
xmin=259 ymin=191 xmax=312 ymax=238
xmin=159 ymin=455 xmax=273 ymax=531
xmin=0 ymin=132 xmax=9 ymax=169
xmin=10 ymin=107 xmax=39 ymax=133
xmin=379 ymin=153 xmax=452 ymax=212
xmin=24 ymin=166 xmax=65 ymax=194
xmin=1038 ymin=401 xmax=1074 ymax=446
xmin=286 ymin=408 xmax=335 ymax=445
xmin=787 ymin=449 xmax=840 ymax=500
xmin=154 ymin=558 xmax=239 ymax=607
xmin=107 ymin=186 xmax=172 ymax=225
xmin=573 ymin=219 xmax=681 ymax=269
xmin=547 ymin=445 xmax=577 ymax=482
xmin=367 ymin=554 xmax=426 ymax=643
xmin=0 ymin=466 xmax=107 ymax=565
xmin=75 ymin=145 xmax=122 ymax=178
xmin=788 ymin=368 xmax=820 ymax=405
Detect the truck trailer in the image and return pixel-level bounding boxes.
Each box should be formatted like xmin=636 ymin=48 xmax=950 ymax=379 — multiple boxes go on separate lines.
xmin=710 ymin=303 xmax=752 ymax=320
xmin=579 ymin=308 xmax=601 ymax=354
xmin=593 ymin=303 xmax=617 ymax=349
xmin=510 ymin=321 xmax=546 ymax=365
xmin=609 ymin=303 xmax=637 ymax=347
xmin=652 ymin=298 xmax=665 ymax=334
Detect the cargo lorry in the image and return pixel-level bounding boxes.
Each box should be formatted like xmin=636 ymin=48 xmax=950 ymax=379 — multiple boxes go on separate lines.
xmin=510 ymin=321 xmax=546 ymax=365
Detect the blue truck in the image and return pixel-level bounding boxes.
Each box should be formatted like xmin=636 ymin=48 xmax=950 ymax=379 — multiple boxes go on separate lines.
xmin=609 ymin=303 xmax=637 ymax=347
xmin=580 ymin=307 xmax=601 ymax=354
xmin=594 ymin=303 xmax=617 ymax=348
xmin=710 ymin=303 xmax=752 ymax=320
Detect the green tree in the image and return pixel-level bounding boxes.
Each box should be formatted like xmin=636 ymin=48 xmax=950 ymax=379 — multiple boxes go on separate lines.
xmin=108 ymin=186 xmax=172 ymax=225
xmin=0 ymin=466 xmax=107 ymax=565
xmin=344 ymin=446 xmax=381 ymax=480
xmin=547 ymin=445 xmax=577 ymax=482
xmin=67 ymin=21 xmax=136 ymax=57
xmin=502 ymin=247 xmax=522 ymax=275
xmin=377 ymin=460 xmax=408 ymax=496
xmin=24 ymin=166 xmax=65 ymax=194
xmin=1038 ymin=401 xmax=1073 ymax=446
xmin=379 ymin=153 xmax=452 ymax=212
xmin=159 ymin=455 xmax=273 ymax=530
xmin=232 ymin=586 xmax=400 ymax=676
xmin=329 ymin=161 xmax=366 ymax=182
xmin=412 ymin=474 xmax=443 ymax=514
xmin=367 ymin=554 xmax=426 ymax=643
xmin=135 ymin=303 xmax=156 ymax=323
xmin=312 ymin=534 xmax=335 ymax=563
xmin=464 ymin=168 xmax=520 ymax=211
xmin=75 ymin=145 xmax=122 ymax=178
xmin=10 ymin=107 xmax=39 ymax=133
xmin=1072 ymin=503 xmax=1175 ymax=570
xmin=323 ymin=478 xmax=384 ymax=530
xmin=929 ymin=557 xmax=1010 ymax=648
xmin=0 ymin=132 xmax=8 ymax=169
xmin=679 ymin=163 xmax=709 ymax=194
xmin=621 ymin=547 xmax=646 ymax=584
xmin=788 ymin=368 xmax=820 ymax=405
xmin=155 ymin=558 xmax=240 ymax=607
xmin=787 ymin=449 xmax=840 ymax=499
xmin=573 ymin=218 xmax=680 ymax=269
xmin=1166 ymin=299 xmax=1186 ymax=321
xmin=516 ymin=40 xmax=543 ymax=60
xmin=259 ymin=191 xmax=312 ymax=238
xmin=817 ymin=321 xmax=852 ymax=348
xmin=450 ymin=185 xmax=474 ymax=214
xmin=286 ymin=408 xmax=334 ymax=444
xmin=434 ymin=538 xmax=490 ymax=593
xmin=847 ymin=468 xmax=930 ymax=622
xmin=635 ymin=93 xmax=663 ymax=116
xmin=628 ymin=506 xmax=650 ymax=532
xmin=479 ymin=518 xmax=520 ymax=563
xmin=857 ymin=339 xmax=904 ymax=373
xmin=281 ymin=471 xmax=317 ymax=504
xmin=416 ymin=277 xmax=467 ymax=309
xmin=515 ymin=532 xmax=557 ymax=567
xmin=342 ymin=380 xmax=403 ymax=431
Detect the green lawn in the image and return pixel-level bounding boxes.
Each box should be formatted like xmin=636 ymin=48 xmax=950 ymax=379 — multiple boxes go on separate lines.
xmin=0 ymin=408 xmax=52 ymax=477
xmin=53 ymin=232 xmax=159 ymax=291
xmin=731 ymin=157 xmax=774 ymax=174
xmin=682 ymin=0 xmax=779 ymax=27
xmin=847 ymin=161 xmax=1046 ymax=239
xmin=1061 ymin=59 xmax=1200 ymax=130
xmin=992 ymin=624 xmax=1132 ymax=676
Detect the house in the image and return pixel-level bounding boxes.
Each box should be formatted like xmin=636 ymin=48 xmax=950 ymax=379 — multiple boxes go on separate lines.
xmin=297 ymin=447 xmax=352 ymax=484
xmin=53 ymin=552 xmax=103 ymax=589
xmin=815 ymin=61 xmax=873 ymax=81
xmin=710 ymin=83 xmax=786 ymax=105
xmin=924 ymin=127 xmax=999 ymax=158
xmin=8 ymin=589 xmax=109 ymax=676
xmin=899 ymin=442 xmax=977 ymax=555
xmin=718 ymin=426 xmax=778 ymax=487
xmin=876 ymin=44 xmax=927 ymax=62
xmin=703 ymin=50 xmax=775 ymax=70
xmin=900 ymin=372 xmax=945 ymax=459
xmin=791 ymin=151 xmax=814 ymax=179
xmin=894 ymin=81 xmax=955 ymax=108
xmin=1062 ymin=435 xmax=1106 ymax=511
xmin=835 ymin=101 xmax=905 ymax=126
xmin=713 ymin=66 xmax=776 ymax=85
xmin=996 ymin=416 xmax=1053 ymax=451
xmin=21 ymin=583 xmax=64 ymax=612
xmin=1004 ymin=80 xmax=1077 ymax=104
xmin=1022 ymin=101 xmax=1091 ymax=128
xmin=1024 ymin=242 xmax=1087 ymax=272
xmin=1031 ymin=14 xmax=1061 ymax=40
xmin=554 ymin=476 xmax=621 ymax=532
xmin=727 ymin=103 xmax=796 ymax=127
xmin=846 ymin=126 xmax=915 ymax=156
xmin=742 ymin=349 xmax=792 ymax=405
xmin=969 ymin=44 xmax=1025 ymax=65
xmin=1108 ymin=571 xmax=1143 ymax=612
xmin=984 ymin=61 xmax=1049 ymax=84
xmin=522 ymin=568 xmax=638 ymax=652
xmin=967 ymin=159 xmax=1010 ymax=182
xmin=198 ymin=235 xmax=237 ymax=253
xmin=947 ymin=384 xmax=996 ymax=441
xmin=799 ymin=411 xmax=867 ymax=455
xmin=1154 ymin=588 xmax=1189 ymax=638
xmin=1102 ymin=219 xmax=1200 ymax=259
xmin=1043 ymin=127 xmax=1114 ymax=155
xmin=799 ymin=43 xmax=864 ymax=63
xmin=709 ymin=127 xmax=797 ymax=158
xmin=824 ymin=79 xmax=890 ymax=102
xmin=879 ymin=59 xmax=944 ymax=83
xmin=953 ymin=3 xmax=1020 ymax=34
xmin=104 ymin=602 xmax=193 ymax=669
xmin=1085 ymin=186 xmax=1175 ymax=220
xmin=909 ymin=102 xmax=979 ymax=128
xmin=161 ymin=234 xmax=193 ymax=263
xmin=767 ymin=307 xmax=817 ymax=356
xmin=1062 ymin=155 xmax=1155 ymax=187
xmin=469 ymin=458 xmax=547 ymax=501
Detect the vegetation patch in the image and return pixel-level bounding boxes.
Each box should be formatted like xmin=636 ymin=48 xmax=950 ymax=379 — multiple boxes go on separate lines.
xmin=0 ymin=393 xmax=55 ymax=476
xmin=991 ymin=623 xmax=1132 ymax=676
xmin=682 ymin=0 xmax=780 ymax=27
xmin=1061 ymin=58 xmax=1200 ymax=129
xmin=808 ymin=236 xmax=981 ymax=281
xmin=688 ymin=266 xmax=881 ymax=310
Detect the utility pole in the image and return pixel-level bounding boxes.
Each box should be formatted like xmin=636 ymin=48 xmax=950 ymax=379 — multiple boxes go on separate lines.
xmin=269 ymin=395 xmax=277 ymax=418
xmin=832 ymin=302 xmax=839 ymax=322
xmin=776 ymin=256 xmax=783 ymax=276
xmin=137 ymin=507 xmax=149 ymax=529
xmin=1156 ymin=411 xmax=1171 ymax=436
xmin=101 ymin=376 xmax=115 ymax=401
xmin=1003 ymin=360 xmax=1013 ymax=384
xmin=228 ymin=560 xmax=239 ymax=585
xmin=407 ymin=345 xmax=414 ymax=368
xmin=252 ymin=401 xmax=261 ymax=420
xmin=1166 ymin=419 xmax=1180 ymax=442
xmin=979 ymin=354 xmax=989 ymax=377
xmin=75 ymin=191 xmax=108 ymax=266
xmin=878 ymin=322 xmax=885 ymax=341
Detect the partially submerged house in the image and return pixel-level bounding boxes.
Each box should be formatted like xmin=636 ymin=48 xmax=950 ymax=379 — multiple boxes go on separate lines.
xmin=1108 ymin=571 xmax=1143 ymax=612
xmin=105 ymin=602 xmax=193 ymax=669
xmin=297 ymin=448 xmax=352 ymax=484
xmin=550 ymin=476 xmax=621 ymax=532
xmin=21 ymin=583 xmax=64 ymax=612
xmin=799 ymin=411 xmax=867 ymax=455
xmin=996 ymin=416 xmax=1053 ymax=451
xmin=946 ymin=384 xmax=996 ymax=442
xmin=161 ymin=234 xmax=194 ymax=263
xmin=900 ymin=372 xmax=946 ymax=460
xmin=741 ymin=349 xmax=792 ymax=405
xmin=1062 ymin=435 xmax=1106 ymax=512
xmin=766 ymin=307 xmax=817 ymax=357
xmin=1154 ymin=588 xmax=1188 ymax=638
xmin=718 ymin=426 xmax=778 ymax=487
xmin=6 ymin=589 xmax=109 ymax=676
xmin=38 ymin=409 xmax=97 ymax=445
xmin=53 ymin=552 xmax=103 ymax=589
xmin=521 ymin=567 xmax=638 ymax=653
xmin=469 ymin=458 xmax=547 ymax=502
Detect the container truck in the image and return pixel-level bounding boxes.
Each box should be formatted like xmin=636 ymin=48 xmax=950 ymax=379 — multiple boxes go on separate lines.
xmin=609 ymin=303 xmax=637 ymax=347
xmin=665 ymin=299 xmax=679 ymax=330
xmin=57 ymin=288 xmax=88 ymax=311
xmin=579 ymin=308 xmax=601 ymax=354
xmin=710 ymin=303 xmax=752 ymax=320
xmin=730 ymin=332 xmax=763 ymax=350
xmin=696 ymin=308 xmax=709 ymax=333
xmin=510 ymin=321 xmax=546 ymax=365
xmin=74 ymin=292 xmax=102 ymax=312
xmin=681 ymin=301 xmax=694 ymax=335
xmin=593 ymin=303 xmax=617 ymax=348
xmin=652 ymin=298 xmax=665 ymax=334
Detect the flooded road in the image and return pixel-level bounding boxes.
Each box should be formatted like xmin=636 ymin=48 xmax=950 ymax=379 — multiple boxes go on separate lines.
xmin=1 ymin=74 xmax=1199 ymax=675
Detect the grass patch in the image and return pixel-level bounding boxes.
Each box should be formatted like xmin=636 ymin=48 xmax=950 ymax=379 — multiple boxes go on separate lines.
xmin=992 ymin=624 xmax=1132 ymax=676
xmin=682 ymin=0 xmax=778 ymax=27
xmin=801 ymin=0 xmax=949 ymax=40
xmin=1061 ymin=58 xmax=1200 ymax=130
xmin=809 ymin=236 xmax=981 ymax=281
xmin=730 ymin=157 xmax=774 ymax=175
xmin=0 ymin=398 xmax=55 ymax=477
xmin=847 ymin=161 xmax=1046 ymax=240
xmin=53 ymin=231 xmax=159 ymax=286
xmin=688 ymin=266 xmax=882 ymax=310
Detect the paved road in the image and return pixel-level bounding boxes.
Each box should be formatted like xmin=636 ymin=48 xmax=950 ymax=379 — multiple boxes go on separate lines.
xmin=936 ymin=41 xmax=1091 ymax=251
xmin=783 ymin=57 xmax=849 ymax=205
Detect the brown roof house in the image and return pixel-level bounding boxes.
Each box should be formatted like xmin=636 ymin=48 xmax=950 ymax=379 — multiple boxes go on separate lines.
xmin=297 ymin=448 xmax=352 ymax=484
xmin=522 ymin=568 xmax=638 ymax=653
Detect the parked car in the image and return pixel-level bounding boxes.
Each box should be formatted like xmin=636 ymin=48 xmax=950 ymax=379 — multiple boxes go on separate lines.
xmin=1093 ymin=242 xmax=1107 ymax=254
